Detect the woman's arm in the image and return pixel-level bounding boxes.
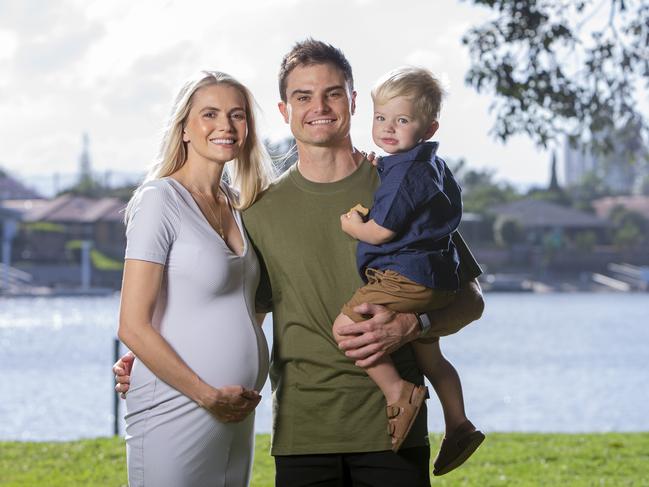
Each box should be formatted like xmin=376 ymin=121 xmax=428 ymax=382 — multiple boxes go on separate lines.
xmin=117 ymin=259 xmax=260 ymax=422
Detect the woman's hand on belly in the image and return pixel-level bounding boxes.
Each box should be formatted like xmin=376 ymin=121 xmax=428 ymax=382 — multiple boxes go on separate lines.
xmin=197 ymin=385 xmax=261 ymax=423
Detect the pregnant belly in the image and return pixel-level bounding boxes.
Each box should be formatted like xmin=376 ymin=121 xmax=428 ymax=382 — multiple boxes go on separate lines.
xmin=167 ymin=326 xmax=264 ymax=390
xmin=181 ymin=334 xmax=262 ymax=389
xmin=156 ymin=305 xmax=268 ymax=391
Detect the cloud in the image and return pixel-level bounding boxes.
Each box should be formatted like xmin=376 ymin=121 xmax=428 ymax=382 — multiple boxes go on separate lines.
xmin=0 ymin=0 xmax=556 ymax=187
xmin=405 ymin=49 xmax=444 ymax=69
xmin=1 ymin=1 xmax=105 ymax=72
xmin=0 ymin=29 xmax=18 ymax=61
xmin=14 ymin=23 xmax=106 ymax=76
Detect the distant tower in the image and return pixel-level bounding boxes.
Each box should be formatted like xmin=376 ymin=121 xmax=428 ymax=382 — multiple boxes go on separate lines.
xmin=78 ymin=132 xmax=93 ymax=186
xmin=549 ymin=151 xmax=560 ymax=192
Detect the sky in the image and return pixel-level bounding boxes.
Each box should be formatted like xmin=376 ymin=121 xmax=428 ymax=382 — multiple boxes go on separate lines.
xmin=0 ymin=0 xmax=577 ymax=194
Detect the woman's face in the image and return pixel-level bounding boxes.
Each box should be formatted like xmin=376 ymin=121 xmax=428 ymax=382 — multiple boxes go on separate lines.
xmin=182 ymin=84 xmax=248 ymax=164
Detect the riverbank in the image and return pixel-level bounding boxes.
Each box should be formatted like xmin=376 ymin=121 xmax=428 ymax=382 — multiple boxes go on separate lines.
xmin=3 ymin=293 xmax=648 ymax=440
xmin=1 ymin=433 xmax=647 ymax=486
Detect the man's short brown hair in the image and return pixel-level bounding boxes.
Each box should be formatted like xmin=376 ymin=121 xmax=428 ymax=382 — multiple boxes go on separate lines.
xmin=278 ymin=38 xmax=354 ymax=102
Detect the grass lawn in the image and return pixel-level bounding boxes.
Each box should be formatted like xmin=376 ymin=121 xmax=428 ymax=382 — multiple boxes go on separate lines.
xmin=1 ymin=433 xmax=648 ymax=486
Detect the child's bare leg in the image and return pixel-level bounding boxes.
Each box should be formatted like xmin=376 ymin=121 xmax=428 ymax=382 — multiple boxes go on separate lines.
xmin=412 ymin=340 xmax=467 ymax=435
xmin=333 ymin=312 xmax=406 ymax=404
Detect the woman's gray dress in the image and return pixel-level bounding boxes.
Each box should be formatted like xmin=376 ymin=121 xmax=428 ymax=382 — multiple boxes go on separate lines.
xmin=123 ymin=178 xmax=269 ymax=487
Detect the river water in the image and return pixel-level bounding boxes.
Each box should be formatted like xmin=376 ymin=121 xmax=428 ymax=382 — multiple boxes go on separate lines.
xmin=0 ymin=292 xmax=647 ymax=440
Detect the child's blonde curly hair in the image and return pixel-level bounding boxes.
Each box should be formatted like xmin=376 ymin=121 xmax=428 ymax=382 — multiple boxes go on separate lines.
xmin=372 ymin=66 xmax=445 ymax=123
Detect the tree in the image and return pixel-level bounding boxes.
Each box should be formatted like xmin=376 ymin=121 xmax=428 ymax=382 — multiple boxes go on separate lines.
xmin=455 ymin=166 xmax=520 ymax=214
xmin=570 ymin=170 xmax=614 ymax=211
xmin=639 ymin=175 xmax=649 ymax=196
xmin=58 ymin=179 xmax=137 ymax=201
xmin=493 ymin=216 xmax=524 ymax=247
xmin=609 ymin=205 xmax=648 ymax=248
xmin=463 ymin=0 xmax=649 ymax=156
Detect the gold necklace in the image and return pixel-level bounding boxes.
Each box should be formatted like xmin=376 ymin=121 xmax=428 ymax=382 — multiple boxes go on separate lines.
xmin=187 ymin=186 xmax=227 ymax=239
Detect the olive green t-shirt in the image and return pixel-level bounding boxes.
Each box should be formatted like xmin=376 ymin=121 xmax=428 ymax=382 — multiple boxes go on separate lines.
xmin=243 ymin=160 xmax=480 ymax=456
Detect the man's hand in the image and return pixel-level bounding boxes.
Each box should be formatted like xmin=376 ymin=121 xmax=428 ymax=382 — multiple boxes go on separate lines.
xmin=113 ymin=351 xmax=135 ymax=398
xmin=335 ymin=303 xmax=420 ymax=368
xmin=113 ymin=351 xmax=261 ymax=422
xmin=198 ymin=386 xmax=262 ymax=423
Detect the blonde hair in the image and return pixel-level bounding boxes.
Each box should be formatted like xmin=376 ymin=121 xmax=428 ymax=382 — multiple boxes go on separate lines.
xmin=126 ymin=70 xmax=275 ymax=220
xmin=371 ymin=66 xmax=445 ymax=123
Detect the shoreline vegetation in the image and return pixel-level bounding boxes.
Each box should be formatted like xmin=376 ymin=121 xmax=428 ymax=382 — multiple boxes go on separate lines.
xmin=1 ymin=433 xmax=648 ymax=486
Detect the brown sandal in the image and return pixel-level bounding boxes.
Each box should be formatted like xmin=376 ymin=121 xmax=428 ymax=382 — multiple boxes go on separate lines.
xmin=386 ymin=382 xmax=427 ymax=452
xmin=433 ymin=420 xmax=485 ymax=476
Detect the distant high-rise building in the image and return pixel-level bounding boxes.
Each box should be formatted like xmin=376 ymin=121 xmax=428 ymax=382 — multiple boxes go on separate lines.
xmin=78 ymin=133 xmax=93 ymax=186
xmin=563 ymin=121 xmax=648 ymax=194
xmin=563 ymin=141 xmax=595 ymax=188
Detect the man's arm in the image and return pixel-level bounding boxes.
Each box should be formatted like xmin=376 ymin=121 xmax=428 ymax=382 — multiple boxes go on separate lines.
xmin=420 ymin=278 xmax=484 ymax=338
xmin=336 ymin=277 xmax=484 ymax=368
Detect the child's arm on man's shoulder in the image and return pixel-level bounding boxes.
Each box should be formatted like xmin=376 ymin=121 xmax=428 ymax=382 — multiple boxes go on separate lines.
xmin=340 ymin=209 xmax=395 ymax=245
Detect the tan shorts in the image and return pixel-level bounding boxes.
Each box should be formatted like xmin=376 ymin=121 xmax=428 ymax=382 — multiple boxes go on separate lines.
xmin=341 ymin=268 xmax=456 ymax=344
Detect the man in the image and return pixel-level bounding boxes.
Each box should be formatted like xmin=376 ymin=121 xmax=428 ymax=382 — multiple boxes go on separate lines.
xmin=116 ymin=39 xmax=483 ymax=486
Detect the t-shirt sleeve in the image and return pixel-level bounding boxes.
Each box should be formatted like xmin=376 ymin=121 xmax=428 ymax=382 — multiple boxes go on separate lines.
xmin=254 ymin=263 xmax=273 ymax=314
xmin=372 ymin=163 xmax=443 ymax=234
xmin=124 ymin=184 xmax=179 ymax=265
xmin=250 ymin=238 xmax=273 ymax=313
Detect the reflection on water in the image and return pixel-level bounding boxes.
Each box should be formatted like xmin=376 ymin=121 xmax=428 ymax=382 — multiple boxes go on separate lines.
xmin=1 ymin=293 xmax=647 ymax=440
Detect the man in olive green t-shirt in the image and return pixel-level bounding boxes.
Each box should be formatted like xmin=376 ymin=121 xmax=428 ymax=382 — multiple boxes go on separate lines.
xmin=114 ymin=40 xmax=484 ymax=486
xmin=242 ymin=40 xmax=484 ymax=486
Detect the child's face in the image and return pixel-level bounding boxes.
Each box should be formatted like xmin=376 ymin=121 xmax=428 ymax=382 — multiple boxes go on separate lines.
xmin=372 ymin=96 xmax=436 ymax=154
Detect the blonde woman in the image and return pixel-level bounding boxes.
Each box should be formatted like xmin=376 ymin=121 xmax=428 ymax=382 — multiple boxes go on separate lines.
xmin=117 ymin=71 xmax=275 ymax=487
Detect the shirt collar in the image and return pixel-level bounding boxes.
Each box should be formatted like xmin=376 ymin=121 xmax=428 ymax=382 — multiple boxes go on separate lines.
xmin=377 ymin=141 xmax=440 ymax=170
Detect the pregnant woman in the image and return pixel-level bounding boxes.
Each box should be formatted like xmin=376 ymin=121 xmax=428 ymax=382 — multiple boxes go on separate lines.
xmin=117 ymin=70 xmax=275 ymax=487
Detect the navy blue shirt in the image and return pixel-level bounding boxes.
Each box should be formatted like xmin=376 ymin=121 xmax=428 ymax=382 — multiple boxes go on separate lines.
xmin=356 ymin=142 xmax=462 ymax=290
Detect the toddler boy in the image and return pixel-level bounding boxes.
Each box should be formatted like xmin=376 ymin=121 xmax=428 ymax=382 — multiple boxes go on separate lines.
xmin=333 ymin=67 xmax=484 ymax=475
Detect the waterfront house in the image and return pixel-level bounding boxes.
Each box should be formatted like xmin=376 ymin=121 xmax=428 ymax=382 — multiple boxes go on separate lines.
xmin=7 ymin=195 xmax=126 ymax=288
xmin=484 ymin=199 xmax=615 ymax=273
xmin=591 ymin=195 xmax=649 ymax=220
xmin=17 ymin=194 xmax=125 ymax=261
xmin=0 ymin=168 xmax=42 ymax=201
xmin=489 ymin=199 xmax=610 ymax=246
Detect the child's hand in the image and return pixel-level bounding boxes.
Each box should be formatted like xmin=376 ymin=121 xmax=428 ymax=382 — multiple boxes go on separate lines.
xmin=340 ymin=210 xmax=364 ymax=238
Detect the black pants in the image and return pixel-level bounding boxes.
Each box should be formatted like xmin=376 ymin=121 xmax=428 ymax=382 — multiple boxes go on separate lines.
xmin=274 ymin=447 xmax=431 ymax=487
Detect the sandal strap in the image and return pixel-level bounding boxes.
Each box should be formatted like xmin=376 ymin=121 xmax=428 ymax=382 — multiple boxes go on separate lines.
xmin=386 ymin=405 xmax=401 ymax=419
xmin=386 ymin=383 xmax=428 ymax=451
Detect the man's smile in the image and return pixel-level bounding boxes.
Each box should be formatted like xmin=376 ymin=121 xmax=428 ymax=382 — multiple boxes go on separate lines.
xmin=307 ymin=118 xmax=336 ymax=125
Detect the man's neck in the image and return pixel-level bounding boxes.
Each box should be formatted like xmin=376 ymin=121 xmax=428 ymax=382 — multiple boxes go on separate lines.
xmin=295 ymin=138 xmax=364 ymax=183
